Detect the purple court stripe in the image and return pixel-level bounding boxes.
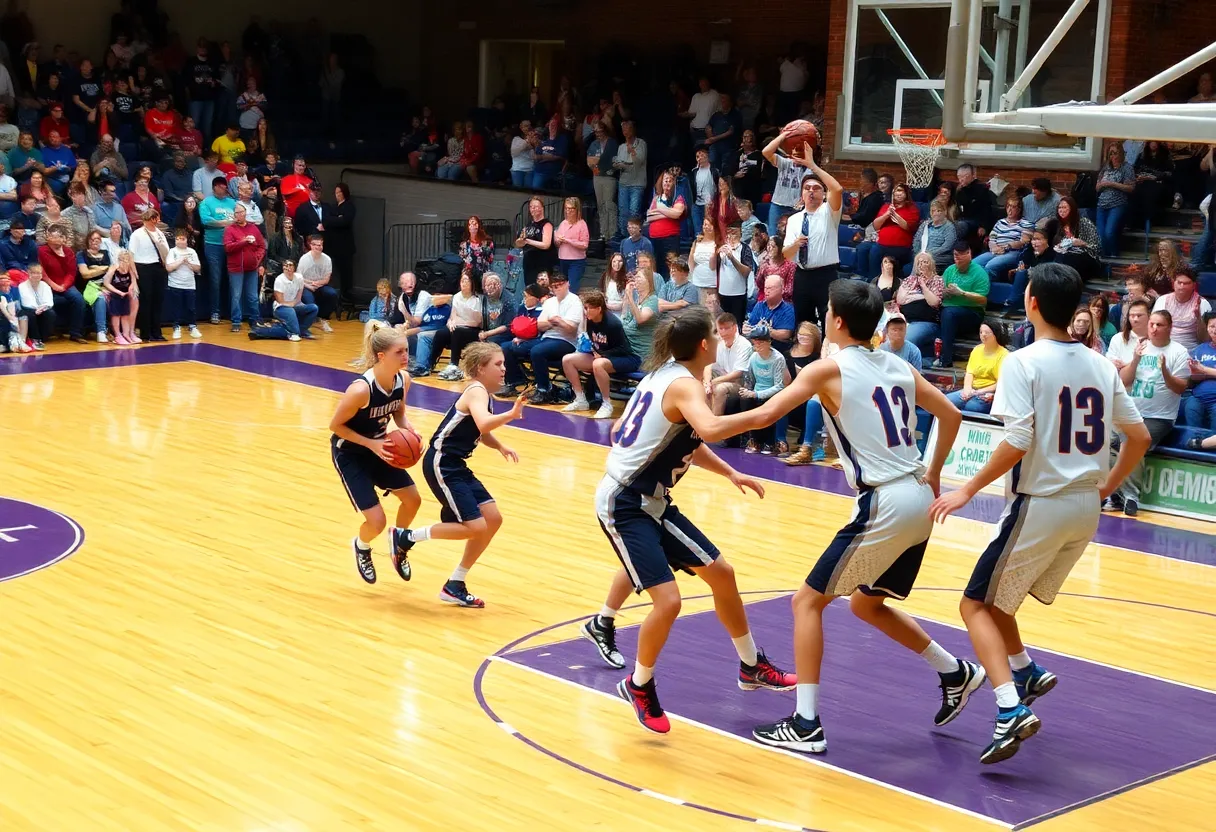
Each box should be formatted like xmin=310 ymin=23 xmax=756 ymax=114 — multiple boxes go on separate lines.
xmin=502 ymin=593 xmax=1216 ymax=828
xmin=4 ymin=343 xmax=1214 ymax=566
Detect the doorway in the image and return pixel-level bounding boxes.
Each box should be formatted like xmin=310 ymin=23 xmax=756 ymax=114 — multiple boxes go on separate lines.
xmin=478 ymin=40 xmax=567 ymax=112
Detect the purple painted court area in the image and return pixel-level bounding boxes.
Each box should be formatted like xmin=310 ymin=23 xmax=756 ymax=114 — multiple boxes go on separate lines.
xmin=504 ymin=596 xmax=1216 ymax=827
xmin=4 ymin=343 xmax=1215 ymax=566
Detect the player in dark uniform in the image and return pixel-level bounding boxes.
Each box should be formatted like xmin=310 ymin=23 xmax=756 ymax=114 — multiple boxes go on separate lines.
xmin=329 ymin=321 xmax=423 ymax=584
xmin=391 ymin=342 xmax=526 ymax=608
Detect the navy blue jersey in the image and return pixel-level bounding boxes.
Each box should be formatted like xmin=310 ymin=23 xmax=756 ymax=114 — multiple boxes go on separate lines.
xmin=605 ymin=362 xmax=703 ymax=498
xmin=333 ymin=369 xmax=405 ymax=449
xmin=429 ymin=381 xmax=493 ymax=461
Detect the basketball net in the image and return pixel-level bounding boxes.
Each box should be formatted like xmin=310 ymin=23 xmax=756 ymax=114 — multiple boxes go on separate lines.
xmin=888 ymin=129 xmax=945 ymax=188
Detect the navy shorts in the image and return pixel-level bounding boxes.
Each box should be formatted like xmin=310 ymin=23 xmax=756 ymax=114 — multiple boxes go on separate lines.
xmin=595 ymin=477 xmax=720 ymax=592
xmin=606 ymin=354 xmax=642 ymax=375
xmin=331 ymin=439 xmax=415 ymax=512
xmin=423 ymin=448 xmax=493 ymax=523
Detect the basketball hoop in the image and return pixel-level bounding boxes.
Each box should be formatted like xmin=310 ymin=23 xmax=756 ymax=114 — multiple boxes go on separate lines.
xmin=888 ymin=129 xmax=945 ymax=188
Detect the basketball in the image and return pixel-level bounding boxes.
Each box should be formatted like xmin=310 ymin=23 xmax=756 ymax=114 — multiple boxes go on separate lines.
xmin=385 ymin=429 xmax=423 ymax=469
xmin=781 ymin=119 xmax=820 ymax=156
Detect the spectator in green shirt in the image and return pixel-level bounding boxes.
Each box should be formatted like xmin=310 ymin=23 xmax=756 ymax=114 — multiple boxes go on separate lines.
xmin=934 ymin=240 xmax=990 ymax=368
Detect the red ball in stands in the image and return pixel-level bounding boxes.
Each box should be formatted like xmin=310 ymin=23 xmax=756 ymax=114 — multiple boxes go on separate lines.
xmin=780 ymin=120 xmax=820 ymax=156
xmin=385 ymin=429 xmax=423 ymax=469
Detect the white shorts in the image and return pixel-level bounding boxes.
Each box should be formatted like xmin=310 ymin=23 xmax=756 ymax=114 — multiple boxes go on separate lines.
xmin=806 ymin=476 xmax=934 ymax=600
xmin=964 ymin=489 xmax=1100 ymax=615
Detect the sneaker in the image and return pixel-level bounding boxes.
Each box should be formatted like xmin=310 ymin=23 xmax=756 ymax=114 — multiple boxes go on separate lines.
xmin=320 ymin=320 xmax=333 ymax=333
xmin=738 ymin=651 xmax=797 ymax=691
xmin=616 ymin=676 xmax=670 ymax=734
xmin=70 ymin=334 xmax=88 ymax=344
xmin=439 ymin=580 xmax=485 ymax=608
xmin=288 ymin=333 xmax=301 ymax=342
xmin=980 ymin=704 xmax=1041 ymax=764
xmin=438 ymin=364 xmax=459 ymax=380
xmin=1013 ymin=662 xmax=1057 ymax=706
xmin=389 ymin=528 xmax=413 ymax=581
xmin=593 ymin=401 xmax=614 ymax=419
xmin=752 ymin=713 xmax=827 ymax=753
xmin=1173 ymin=192 xmax=1183 ymax=210
xmin=782 ymin=445 xmax=815 ymax=466
xmin=15 ymin=338 xmax=31 ymax=353
xmin=760 ymin=443 xmax=775 ymax=455
xmin=300 ymin=330 xmax=315 ymax=340
xmin=933 ymin=660 xmax=987 ymax=726
xmin=562 ymin=395 xmax=590 ymax=413
xmin=353 ymin=538 xmax=376 ymax=584
xmin=1102 ymin=493 xmax=1124 ymax=512
xmin=408 ymin=366 xmax=431 ymax=378
xmin=129 ymin=334 xmax=142 ymax=344
xmin=580 ymin=616 xmax=625 ymax=669
xmin=494 ymin=384 xmax=520 ymax=399
xmin=231 ymin=323 xmax=241 ymax=333
xmin=527 ymin=388 xmax=553 ymax=405
xmin=210 ymin=313 xmax=221 ymax=325
xmin=97 ymin=332 xmax=109 ymax=343
xmin=189 ymin=326 xmax=203 ymax=339
xmin=744 ymin=439 xmax=760 ymax=454
xmin=172 ymin=326 xmax=182 ymax=340
xmin=773 ymin=440 xmax=789 ymax=457
xmin=32 ymin=340 xmax=45 ymax=351
xmin=114 ymin=334 xmax=130 ymax=346
xmin=1123 ymin=498 xmax=1139 ymax=517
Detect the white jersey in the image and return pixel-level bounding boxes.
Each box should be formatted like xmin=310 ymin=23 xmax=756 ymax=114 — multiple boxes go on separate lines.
xmin=992 ymin=339 xmax=1143 ymax=497
xmin=824 ymin=346 xmax=925 ymax=490
xmin=605 ymin=362 xmax=703 ymax=498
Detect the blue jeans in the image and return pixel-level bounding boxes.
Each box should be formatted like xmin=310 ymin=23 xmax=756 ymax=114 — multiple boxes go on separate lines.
xmin=86 ymin=292 xmax=108 ymax=334
xmin=559 ymin=258 xmax=587 ymax=289
xmin=1183 ymin=396 xmax=1216 ymax=432
xmin=529 ymin=171 xmax=559 ymax=191
xmin=52 ymin=287 xmax=86 ymax=337
xmin=229 ymin=270 xmax=261 ymax=326
xmin=855 ymin=242 xmax=912 ymax=279
xmin=946 ymin=389 xmax=994 ymax=413
xmin=766 ymin=204 xmax=795 ymax=241
xmin=803 ymin=398 xmax=823 ymax=444
xmin=189 ymin=100 xmax=215 ymax=141
xmin=939 ymin=306 xmax=983 ymax=365
xmin=527 ymin=337 xmax=575 ymax=391
xmin=1008 ymin=268 xmax=1032 ymax=310
xmin=650 ymin=236 xmax=681 ymax=279
xmin=437 ymin=163 xmax=463 ymax=180
xmin=1192 ymin=216 xmax=1214 ymax=270
xmin=275 ymin=303 xmax=319 ymax=336
xmin=511 ymin=170 xmax=530 ymax=188
xmin=691 ymin=203 xmax=707 ymax=235
xmin=1096 ymin=204 xmax=1127 ymax=257
xmin=304 ymin=285 xmax=340 ymax=320
xmin=204 ymin=243 xmax=227 ymax=318
xmin=906 ymin=321 xmax=939 ymax=360
xmin=166 ymin=287 xmax=195 ymax=327
xmin=974 ymin=250 xmax=1023 ymax=282
xmin=617 ymin=184 xmax=644 ymax=237
xmin=413 ymin=330 xmax=438 ymax=369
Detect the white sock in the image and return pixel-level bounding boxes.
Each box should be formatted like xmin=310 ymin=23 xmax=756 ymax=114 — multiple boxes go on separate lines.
xmin=732 ymin=632 xmax=759 ymax=667
xmin=632 ymin=661 xmax=654 ymax=686
xmin=599 ymin=604 xmax=618 ymax=620
xmin=994 ymin=681 xmax=1020 ymax=709
xmin=450 ymin=565 xmax=470 ymax=582
xmin=408 ymin=526 xmax=431 ymax=543
xmin=1009 ymin=650 xmax=1032 ymax=671
xmin=920 ymin=640 xmax=960 ymax=675
xmin=795 ymin=683 xmax=819 ymax=721
xmin=354 ymin=536 xmax=372 ymax=551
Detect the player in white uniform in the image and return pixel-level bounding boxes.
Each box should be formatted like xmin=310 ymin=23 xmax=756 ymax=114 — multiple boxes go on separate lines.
xmin=592 ymin=306 xmax=797 ymax=735
xmin=723 ymin=281 xmax=973 ymax=755
xmin=931 ymin=263 xmax=1151 ymax=764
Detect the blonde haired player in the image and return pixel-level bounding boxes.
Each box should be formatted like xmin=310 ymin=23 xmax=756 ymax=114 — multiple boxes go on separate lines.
xmin=329 ymin=320 xmax=423 ymax=584
xmin=930 ymin=262 xmax=1151 ymax=764
xmin=391 ymin=342 xmax=526 ymax=608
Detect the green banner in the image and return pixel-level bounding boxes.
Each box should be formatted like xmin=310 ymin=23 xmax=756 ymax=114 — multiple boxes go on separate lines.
xmin=1139 ymin=455 xmax=1216 ymax=520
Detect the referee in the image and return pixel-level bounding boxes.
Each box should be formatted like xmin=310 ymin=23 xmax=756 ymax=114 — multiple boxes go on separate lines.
xmin=781 ymin=151 xmax=844 ymax=330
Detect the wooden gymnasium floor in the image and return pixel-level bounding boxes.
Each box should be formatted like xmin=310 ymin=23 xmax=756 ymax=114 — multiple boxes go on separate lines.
xmin=2 ymin=322 xmax=1215 ymax=832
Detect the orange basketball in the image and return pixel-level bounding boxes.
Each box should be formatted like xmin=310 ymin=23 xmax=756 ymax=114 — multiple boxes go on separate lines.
xmin=385 ymin=429 xmax=423 ymax=469
xmin=780 ymin=119 xmax=820 ymax=156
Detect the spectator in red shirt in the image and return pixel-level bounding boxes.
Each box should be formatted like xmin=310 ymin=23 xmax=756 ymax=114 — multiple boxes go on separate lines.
xmin=855 ymin=182 xmax=921 ymax=280
xmin=460 ymin=120 xmax=486 ymax=183
xmin=177 ymin=115 xmax=204 ymax=159
xmin=144 ymin=94 xmax=181 ymax=151
xmin=39 ymin=103 xmax=73 ymax=147
xmin=38 ymin=225 xmax=88 ymax=342
xmin=222 ymin=204 xmax=266 ymax=330
xmin=122 ymin=179 xmax=161 ymax=228
xmin=280 ymin=155 xmax=314 ymax=217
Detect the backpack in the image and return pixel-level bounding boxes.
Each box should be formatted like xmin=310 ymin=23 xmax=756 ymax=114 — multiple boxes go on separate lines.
xmin=511 ymin=313 xmax=538 ymax=339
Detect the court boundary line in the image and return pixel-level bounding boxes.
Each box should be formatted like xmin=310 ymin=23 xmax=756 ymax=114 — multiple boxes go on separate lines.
xmin=12 ymin=342 xmax=1207 ymax=570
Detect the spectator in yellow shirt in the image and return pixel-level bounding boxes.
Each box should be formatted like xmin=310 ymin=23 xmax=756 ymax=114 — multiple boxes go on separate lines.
xmin=946 ymin=321 xmax=1009 ymax=413
xmin=211 ymin=124 xmax=246 ymax=166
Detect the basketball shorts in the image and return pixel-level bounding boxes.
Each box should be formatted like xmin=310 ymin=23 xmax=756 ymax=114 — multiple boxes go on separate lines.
xmin=807 ymin=475 xmax=933 ymax=600
xmin=331 ymin=439 xmax=415 ymax=512
xmin=595 ymin=475 xmax=720 ymax=592
xmin=964 ymin=488 xmax=1099 ymax=615
xmin=423 ymin=449 xmax=493 ymax=523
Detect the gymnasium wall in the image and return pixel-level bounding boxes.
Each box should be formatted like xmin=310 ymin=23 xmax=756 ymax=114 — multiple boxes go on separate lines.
xmin=18 ymin=0 xmax=423 ymax=88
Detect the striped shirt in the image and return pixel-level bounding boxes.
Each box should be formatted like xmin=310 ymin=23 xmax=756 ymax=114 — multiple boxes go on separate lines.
xmin=989 ymin=218 xmax=1034 ymax=249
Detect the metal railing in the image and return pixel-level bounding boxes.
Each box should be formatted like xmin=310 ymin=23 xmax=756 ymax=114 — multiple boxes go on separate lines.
xmin=384 ymin=218 xmax=513 ymax=279
xmin=512 ymin=196 xmax=604 ymax=239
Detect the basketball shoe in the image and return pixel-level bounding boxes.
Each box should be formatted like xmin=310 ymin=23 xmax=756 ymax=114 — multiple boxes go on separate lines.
xmin=581 ymin=616 xmax=625 ymax=669
xmin=389 ymin=528 xmax=413 ymax=581
xmin=353 ymin=538 xmax=376 ymax=583
xmin=752 ymin=713 xmax=827 ymax=753
xmin=934 ymin=659 xmax=987 ymax=726
xmin=980 ymin=704 xmax=1040 ymax=764
xmin=738 ymin=651 xmax=797 ymax=691
xmin=439 ymin=580 xmax=485 ymax=608
xmin=617 ymin=676 xmax=670 ymax=733
xmin=1014 ymin=662 xmax=1057 ymax=705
